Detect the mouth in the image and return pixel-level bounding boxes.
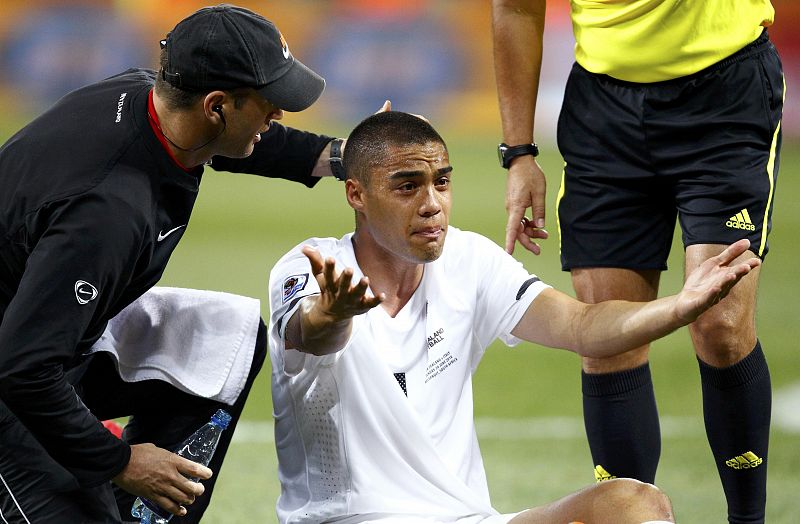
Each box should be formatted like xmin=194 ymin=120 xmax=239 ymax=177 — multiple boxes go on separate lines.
xmin=412 ymin=226 xmax=445 ymax=239
xmin=253 ymin=132 xmax=261 ymax=144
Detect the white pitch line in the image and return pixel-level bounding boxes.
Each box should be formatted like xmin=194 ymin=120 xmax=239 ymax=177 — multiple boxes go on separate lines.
xmin=231 ymin=382 xmax=800 ymax=444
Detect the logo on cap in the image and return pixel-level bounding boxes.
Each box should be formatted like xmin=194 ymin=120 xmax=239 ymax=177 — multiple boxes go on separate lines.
xmin=279 ymin=32 xmax=290 ymax=59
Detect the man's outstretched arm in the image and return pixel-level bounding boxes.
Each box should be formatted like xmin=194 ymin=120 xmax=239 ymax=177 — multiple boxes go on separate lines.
xmin=512 ymin=239 xmax=761 ymax=356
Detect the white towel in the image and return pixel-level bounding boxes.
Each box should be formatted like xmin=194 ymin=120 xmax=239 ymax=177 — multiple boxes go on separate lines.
xmin=88 ymin=287 xmax=261 ymax=405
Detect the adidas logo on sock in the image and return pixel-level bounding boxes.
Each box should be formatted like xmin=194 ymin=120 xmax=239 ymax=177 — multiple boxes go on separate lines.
xmin=726 ymin=208 xmax=755 ymax=231
xmin=725 ymin=451 xmax=763 ymax=470
xmin=593 ymin=464 xmax=616 ymax=482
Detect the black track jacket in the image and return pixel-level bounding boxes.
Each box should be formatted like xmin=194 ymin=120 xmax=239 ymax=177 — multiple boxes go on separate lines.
xmin=0 ymin=69 xmax=332 ymax=487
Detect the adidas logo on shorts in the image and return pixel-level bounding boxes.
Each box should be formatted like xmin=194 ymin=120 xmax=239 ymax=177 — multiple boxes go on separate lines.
xmin=726 ymin=208 xmax=755 ymax=231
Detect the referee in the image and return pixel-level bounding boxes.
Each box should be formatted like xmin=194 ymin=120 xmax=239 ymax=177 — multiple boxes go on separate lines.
xmin=492 ymin=1 xmax=782 ymax=523
xmin=0 ymin=5 xmax=343 ymax=523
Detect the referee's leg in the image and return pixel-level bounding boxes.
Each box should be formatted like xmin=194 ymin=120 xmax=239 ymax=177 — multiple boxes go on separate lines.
xmin=79 ymin=317 xmax=268 ymax=523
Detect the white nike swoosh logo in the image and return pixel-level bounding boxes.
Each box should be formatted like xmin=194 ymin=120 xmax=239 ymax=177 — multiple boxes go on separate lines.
xmin=157 ymin=225 xmax=186 ymax=242
xmin=282 ymin=45 xmax=290 ymax=59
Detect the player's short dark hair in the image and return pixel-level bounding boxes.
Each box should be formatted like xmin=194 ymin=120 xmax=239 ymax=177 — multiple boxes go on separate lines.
xmin=344 ymin=112 xmax=447 ymax=185
xmin=154 ymin=49 xmax=251 ymax=111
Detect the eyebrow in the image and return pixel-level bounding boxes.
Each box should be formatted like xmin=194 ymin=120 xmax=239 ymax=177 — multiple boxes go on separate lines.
xmin=388 ymin=165 xmax=453 ymax=180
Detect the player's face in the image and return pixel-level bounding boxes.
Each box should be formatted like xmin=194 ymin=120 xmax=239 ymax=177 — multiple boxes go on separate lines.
xmin=219 ymin=91 xmax=283 ymax=158
xmin=359 ymin=141 xmax=452 ymax=264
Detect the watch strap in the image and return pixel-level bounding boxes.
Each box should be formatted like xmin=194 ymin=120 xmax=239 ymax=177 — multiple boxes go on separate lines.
xmin=499 ymin=142 xmax=539 ymax=169
xmin=329 ymin=138 xmax=346 ymax=181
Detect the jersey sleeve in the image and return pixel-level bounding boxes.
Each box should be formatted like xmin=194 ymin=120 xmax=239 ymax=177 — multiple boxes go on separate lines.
xmin=267 ymin=240 xmax=323 ymax=375
xmin=209 ymin=123 xmax=333 ymax=187
xmin=0 ymin=194 xmax=147 ymax=486
xmin=468 ymin=233 xmax=551 ymax=348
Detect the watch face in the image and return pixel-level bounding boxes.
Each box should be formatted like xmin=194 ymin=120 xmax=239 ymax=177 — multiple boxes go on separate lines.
xmin=497 ymin=144 xmax=508 ymax=164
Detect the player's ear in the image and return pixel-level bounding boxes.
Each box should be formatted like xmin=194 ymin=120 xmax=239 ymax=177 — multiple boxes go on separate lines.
xmin=346 ymin=179 xmax=364 ymax=210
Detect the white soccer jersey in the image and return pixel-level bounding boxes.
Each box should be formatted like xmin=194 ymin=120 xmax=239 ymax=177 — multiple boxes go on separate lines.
xmin=267 ymin=227 xmax=550 ymax=524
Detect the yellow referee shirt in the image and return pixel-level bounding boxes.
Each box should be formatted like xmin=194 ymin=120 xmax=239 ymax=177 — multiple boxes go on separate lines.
xmin=572 ymin=0 xmax=775 ymax=82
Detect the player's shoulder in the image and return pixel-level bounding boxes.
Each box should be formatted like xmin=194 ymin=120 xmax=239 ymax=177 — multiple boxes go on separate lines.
xmin=441 ymin=226 xmax=505 ymax=260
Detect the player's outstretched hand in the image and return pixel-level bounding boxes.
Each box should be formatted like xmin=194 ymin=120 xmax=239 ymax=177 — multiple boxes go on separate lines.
xmin=302 ymin=245 xmax=383 ymax=322
xmin=112 ymin=442 xmax=212 ymax=517
xmin=505 ymin=155 xmax=548 ymax=255
xmin=675 ymin=239 xmax=761 ymax=323
xmin=291 ymin=246 xmax=384 ymax=355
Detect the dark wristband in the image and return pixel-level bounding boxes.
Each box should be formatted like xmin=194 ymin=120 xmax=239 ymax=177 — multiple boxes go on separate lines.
xmin=329 ymin=138 xmax=346 ymax=181
xmin=497 ymin=142 xmax=539 ymax=169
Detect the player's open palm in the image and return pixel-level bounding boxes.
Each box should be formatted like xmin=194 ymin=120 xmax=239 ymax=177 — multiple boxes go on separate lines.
xmin=302 ymin=245 xmax=383 ymax=321
xmin=675 ymin=239 xmax=761 ymax=323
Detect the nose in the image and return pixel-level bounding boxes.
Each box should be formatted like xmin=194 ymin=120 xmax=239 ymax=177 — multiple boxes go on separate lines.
xmin=267 ymin=108 xmax=284 ymax=123
xmin=419 ymin=184 xmax=442 ymax=217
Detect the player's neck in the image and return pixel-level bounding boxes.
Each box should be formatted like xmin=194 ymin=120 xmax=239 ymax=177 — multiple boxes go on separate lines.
xmin=351 ymin=232 xmax=423 ymax=318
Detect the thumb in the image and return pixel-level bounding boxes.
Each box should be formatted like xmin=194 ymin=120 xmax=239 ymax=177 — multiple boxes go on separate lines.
xmin=301 ymin=245 xmax=324 ymax=275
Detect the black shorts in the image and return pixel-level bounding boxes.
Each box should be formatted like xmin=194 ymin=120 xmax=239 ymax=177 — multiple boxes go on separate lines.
xmin=556 ymin=30 xmax=784 ymax=271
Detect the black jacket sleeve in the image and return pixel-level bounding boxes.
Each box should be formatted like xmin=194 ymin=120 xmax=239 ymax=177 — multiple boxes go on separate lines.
xmin=209 ymin=123 xmax=334 ymax=187
xmin=0 ymin=193 xmax=147 ymax=487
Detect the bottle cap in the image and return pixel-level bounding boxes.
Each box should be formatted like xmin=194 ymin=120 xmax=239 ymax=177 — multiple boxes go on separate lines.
xmin=211 ymin=409 xmax=232 ymax=430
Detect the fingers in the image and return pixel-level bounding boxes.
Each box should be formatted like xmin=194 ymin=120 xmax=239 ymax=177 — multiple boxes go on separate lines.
xmin=507 ymin=216 xmax=549 ymax=255
xmin=714 ymin=238 xmax=752 ymax=266
xmin=375 ymin=100 xmax=391 ymax=113
xmin=176 ymin=456 xmax=213 ymax=481
xmin=504 ymin=207 xmax=525 ymax=254
xmin=322 ymin=255 xmax=337 ymax=293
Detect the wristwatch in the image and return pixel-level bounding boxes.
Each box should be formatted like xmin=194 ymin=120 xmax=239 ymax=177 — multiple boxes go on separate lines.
xmin=497 ymin=142 xmax=539 ymax=169
xmin=329 ymin=138 xmax=346 ymax=181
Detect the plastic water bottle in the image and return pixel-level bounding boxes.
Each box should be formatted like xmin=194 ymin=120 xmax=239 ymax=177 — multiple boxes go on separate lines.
xmin=131 ymin=409 xmax=232 ymax=523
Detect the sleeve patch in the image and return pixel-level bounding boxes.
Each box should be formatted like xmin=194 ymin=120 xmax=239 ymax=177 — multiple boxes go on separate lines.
xmin=282 ymin=274 xmax=309 ymax=303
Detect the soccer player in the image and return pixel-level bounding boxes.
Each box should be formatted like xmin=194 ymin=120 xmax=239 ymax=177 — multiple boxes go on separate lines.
xmin=491 ymin=2 xmax=782 ymax=522
xmin=0 ymin=4 xmax=352 ymax=522
xmin=265 ymin=111 xmax=761 ymax=524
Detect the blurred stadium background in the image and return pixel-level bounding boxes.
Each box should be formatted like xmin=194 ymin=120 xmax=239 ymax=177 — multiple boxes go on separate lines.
xmin=1 ymin=1 xmax=798 ymax=522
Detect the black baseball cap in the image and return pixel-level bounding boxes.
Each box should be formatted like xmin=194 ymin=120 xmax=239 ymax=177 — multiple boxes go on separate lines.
xmin=160 ymin=4 xmax=325 ymax=112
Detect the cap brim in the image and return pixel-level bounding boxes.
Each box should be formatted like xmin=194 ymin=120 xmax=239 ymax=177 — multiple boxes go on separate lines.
xmin=258 ymin=59 xmax=325 ymax=112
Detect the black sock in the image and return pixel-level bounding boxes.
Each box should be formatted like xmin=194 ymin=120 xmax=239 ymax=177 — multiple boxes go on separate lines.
xmin=582 ymin=362 xmax=660 ymax=483
xmin=699 ymin=341 xmax=771 ymax=524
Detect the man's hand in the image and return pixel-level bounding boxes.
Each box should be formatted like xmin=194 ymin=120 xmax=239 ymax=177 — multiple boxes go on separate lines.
xmin=285 ymin=246 xmax=383 ymax=355
xmin=675 ymin=239 xmax=761 ymax=323
xmin=303 ymin=245 xmax=383 ymax=322
xmin=112 ymin=443 xmax=212 ymax=517
xmin=505 ymin=155 xmax=548 ymax=254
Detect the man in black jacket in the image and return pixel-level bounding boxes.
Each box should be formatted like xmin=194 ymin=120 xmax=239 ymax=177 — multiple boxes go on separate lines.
xmin=0 ymin=5 xmax=345 ymax=522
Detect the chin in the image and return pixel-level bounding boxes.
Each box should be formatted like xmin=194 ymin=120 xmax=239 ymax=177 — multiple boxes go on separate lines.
xmin=418 ymin=244 xmax=445 ymax=263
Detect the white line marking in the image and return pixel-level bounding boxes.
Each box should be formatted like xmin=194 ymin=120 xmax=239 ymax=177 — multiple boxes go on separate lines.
xmin=0 ymin=472 xmax=31 ymax=524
